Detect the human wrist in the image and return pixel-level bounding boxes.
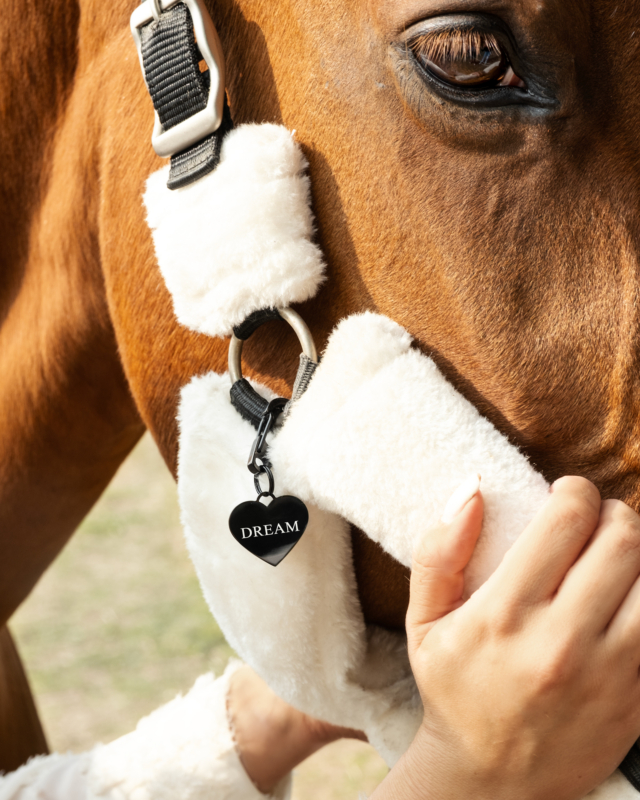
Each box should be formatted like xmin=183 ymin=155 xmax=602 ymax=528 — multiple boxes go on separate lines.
xmin=370 ymin=721 xmax=521 ymax=800
xmin=369 ymin=724 xmax=454 ymax=800
xmin=227 ymin=667 xmax=301 ymax=793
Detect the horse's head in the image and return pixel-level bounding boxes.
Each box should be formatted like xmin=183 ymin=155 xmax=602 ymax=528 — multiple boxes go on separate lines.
xmin=98 ymin=0 xmax=640 ymax=629
xmin=220 ymin=0 xmax=640 ymax=488
xmin=3 ymin=0 xmax=640 ymax=766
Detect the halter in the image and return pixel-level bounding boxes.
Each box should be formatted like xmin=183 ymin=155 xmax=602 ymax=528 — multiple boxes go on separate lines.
xmin=131 ymin=0 xmax=225 ymax=161
xmin=228 ymin=308 xmax=318 ymax=427
xmin=132 ymin=0 xmax=321 ymax=428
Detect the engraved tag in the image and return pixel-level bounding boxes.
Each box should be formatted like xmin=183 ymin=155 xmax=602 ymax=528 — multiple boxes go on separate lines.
xmin=229 ymin=495 xmax=309 ymax=566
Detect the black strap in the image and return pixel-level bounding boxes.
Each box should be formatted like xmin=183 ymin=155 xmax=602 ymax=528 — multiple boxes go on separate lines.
xmin=138 ymin=2 xmax=232 ymax=189
xmin=620 ymin=744 xmax=640 ymax=792
xmin=168 ymin=102 xmax=232 ymax=189
xmin=139 ymin=4 xmax=209 ymax=129
xmin=230 ymin=379 xmax=271 ymax=427
xmin=233 ymin=308 xmax=282 ymax=341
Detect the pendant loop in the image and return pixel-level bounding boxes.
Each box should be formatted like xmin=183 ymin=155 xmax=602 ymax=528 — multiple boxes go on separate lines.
xmin=256 ymin=491 xmax=276 ymax=505
xmin=254 ymin=463 xmax=275 ymax=497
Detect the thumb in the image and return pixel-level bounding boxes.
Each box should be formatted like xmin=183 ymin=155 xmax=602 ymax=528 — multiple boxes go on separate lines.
xmin=406 ymin=475 xmax=484 ymax=648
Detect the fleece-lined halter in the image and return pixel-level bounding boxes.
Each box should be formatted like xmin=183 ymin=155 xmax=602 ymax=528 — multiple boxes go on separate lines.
xmin=131 ymin=0 xmax=640 ymax=794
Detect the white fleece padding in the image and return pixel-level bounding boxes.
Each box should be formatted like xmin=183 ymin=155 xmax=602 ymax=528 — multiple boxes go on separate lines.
xmin=586 ymin=775 xmax=640 ymax=800
xmin=177 ymin=311 xmax=638 ymax=797
xmin=177 ymin=373 xmax=422 ymax=766
xmin=269 ymin=313 xmax=551 ymax=595
xmin=143 ymin=124 xmax=325 ymax=338
xmin=0 ymin=664 xmax=291 ymax=800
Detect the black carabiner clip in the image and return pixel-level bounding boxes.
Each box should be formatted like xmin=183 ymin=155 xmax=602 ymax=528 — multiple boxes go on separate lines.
xmin=247 ymin=397 xmax=287 ymax=474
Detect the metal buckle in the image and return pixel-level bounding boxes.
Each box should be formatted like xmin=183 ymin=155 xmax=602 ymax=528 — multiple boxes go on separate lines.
xmin=130 ymin=0 xmax=226 ymax=158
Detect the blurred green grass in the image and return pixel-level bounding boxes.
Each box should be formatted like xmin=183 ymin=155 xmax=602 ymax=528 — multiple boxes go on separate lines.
xmin=11 ymin=434 xmax=387 ymax=798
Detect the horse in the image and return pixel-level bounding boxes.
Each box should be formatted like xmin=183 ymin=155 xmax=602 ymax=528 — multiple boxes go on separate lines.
xmin=2 ymin=0 xmax=640 ymax=771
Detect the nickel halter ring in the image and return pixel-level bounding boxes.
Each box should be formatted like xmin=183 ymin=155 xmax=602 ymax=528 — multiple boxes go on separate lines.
xmin=228 ymin=306 xmax=318 ymax=427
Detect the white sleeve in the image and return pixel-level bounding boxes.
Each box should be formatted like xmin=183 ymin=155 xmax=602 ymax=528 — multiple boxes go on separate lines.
xmin=0 ymin=662 xmax=291 ymax=800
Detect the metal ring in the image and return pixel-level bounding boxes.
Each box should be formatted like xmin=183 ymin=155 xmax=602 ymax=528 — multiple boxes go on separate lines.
xmin=228 ymin=308 xmax=318 ymax=385
xmin=256 ymin=491 xmax=276 ymax=505
xmin=254 ymin=464 xmax=275 ymax=497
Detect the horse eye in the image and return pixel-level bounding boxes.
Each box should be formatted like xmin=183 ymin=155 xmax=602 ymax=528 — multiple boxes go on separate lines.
xmin=409 ymin=29 xmax=525 ymax=89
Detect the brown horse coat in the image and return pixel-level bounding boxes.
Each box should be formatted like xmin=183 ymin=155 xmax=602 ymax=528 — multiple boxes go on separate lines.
xmin=2 ymin=0 xmax=640 ymax=765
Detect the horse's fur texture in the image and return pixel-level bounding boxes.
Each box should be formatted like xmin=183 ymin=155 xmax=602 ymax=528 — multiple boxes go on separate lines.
xmin=145 ymin=125 xmax=325 ymax=338
xmin=0 ymin=663 xmax=290 ymax=800
xmin=4 ymin=0 xmax=640 ymax=773
xmin=8 ymin=0 xmax=640 ymax=639
xmin=0 ymin=627 xmax=48 ymax=772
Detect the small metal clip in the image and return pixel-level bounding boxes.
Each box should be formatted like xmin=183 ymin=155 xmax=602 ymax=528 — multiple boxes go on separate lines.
xmin=247 ymin=398 xmax=287 ymax=475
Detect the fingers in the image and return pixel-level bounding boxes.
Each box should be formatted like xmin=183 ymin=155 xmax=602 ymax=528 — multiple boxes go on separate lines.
xmin=489 ymin=476 xmax=601 ymax=605
xmin=607 ymin=569 xmax=640 ymax=650
xmin=407 ymin=479 xmax=484 ymax=647
xmin=558 ymin=499 xmax=640 ymax=633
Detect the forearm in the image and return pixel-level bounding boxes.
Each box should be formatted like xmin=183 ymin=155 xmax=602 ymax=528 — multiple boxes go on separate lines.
xmin=0 ymin=666 xmax=291 ymax=800
xmin=228 ymin=665 xmax=365 ymax=794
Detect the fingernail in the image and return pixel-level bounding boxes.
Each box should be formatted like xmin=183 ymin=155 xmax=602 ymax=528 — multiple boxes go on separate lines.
xmin=441 ymin=474 xmax=481 ymax=524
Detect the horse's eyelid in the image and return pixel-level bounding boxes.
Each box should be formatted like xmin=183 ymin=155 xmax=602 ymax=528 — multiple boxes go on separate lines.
xmin=408 ymin=29 xmax=503 ymax=63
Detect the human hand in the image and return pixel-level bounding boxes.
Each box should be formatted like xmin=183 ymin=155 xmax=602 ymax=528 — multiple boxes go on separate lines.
xmin=373 ymin=476 xmax=640 ymax=800
xmin=227 ymin=665 xmax=366 ymax=794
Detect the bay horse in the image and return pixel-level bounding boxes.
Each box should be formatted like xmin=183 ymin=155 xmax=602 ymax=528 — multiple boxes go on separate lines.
xmin=2 ymin=0 xmax=640 ymax=770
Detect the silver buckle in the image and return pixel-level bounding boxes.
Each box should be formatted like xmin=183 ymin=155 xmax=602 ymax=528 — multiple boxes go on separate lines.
xmin=130 ymin=0 xmax=226 ymax=159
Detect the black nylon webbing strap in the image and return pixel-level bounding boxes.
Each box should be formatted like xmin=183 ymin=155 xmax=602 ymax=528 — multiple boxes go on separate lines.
xmin=230 ymin=309 xmax=285 ymax=428
xmin=139 ymin=4 xmax=209 ymax=130
xmin=620 ymin=744 xmax=640 ymax=792
xmin=168 ymin=99 xmax=232 ymax=189
xmin=233 ymin=308 xmax=283 ymax=341
xmin=230 ymin=379 xmax=271 ymax=428
xmin=138 ymin=2 xmax=232 ymax=189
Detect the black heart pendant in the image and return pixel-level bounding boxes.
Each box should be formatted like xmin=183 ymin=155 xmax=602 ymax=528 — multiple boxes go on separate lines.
xmin=229 ymin=495 xmax=309 ymax=566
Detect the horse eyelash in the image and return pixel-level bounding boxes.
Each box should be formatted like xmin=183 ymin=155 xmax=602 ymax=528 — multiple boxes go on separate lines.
xmin=408 ymin=30 xmax=502 ymax=64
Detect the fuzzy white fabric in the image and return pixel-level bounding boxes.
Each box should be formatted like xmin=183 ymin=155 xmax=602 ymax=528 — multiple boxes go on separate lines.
xmin=143 ymin=124 xmax=325 ymax=339
xmin=0 ymin=663 xmax=291 ymax=800
xmin=587 ymin=776 xmax=640 ymax=800
xmin=178 ymin=372 xmax=422 ymax=766
xmin=177 ymin=312 xmax=636 ymax=797
xmin=269 ymin=312 xmax=551 ymax=596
